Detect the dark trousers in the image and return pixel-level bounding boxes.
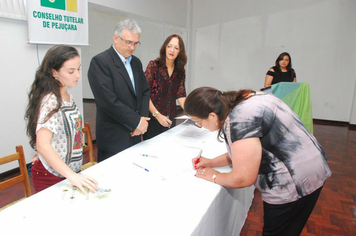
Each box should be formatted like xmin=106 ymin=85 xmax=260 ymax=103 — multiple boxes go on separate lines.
xmin=97 ymin=149 xmax=119 ymax=163
xmin=143 ymin=116 xmax=176 ymax=140
xmin=263 ymin=187 xmax=323 ymax=236
xmin=97 ymin=135 xmax=142 ymax=162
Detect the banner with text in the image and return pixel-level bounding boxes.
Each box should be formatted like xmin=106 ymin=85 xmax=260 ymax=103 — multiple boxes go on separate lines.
xmin=27 ymin=0 xmax=88 ymax=45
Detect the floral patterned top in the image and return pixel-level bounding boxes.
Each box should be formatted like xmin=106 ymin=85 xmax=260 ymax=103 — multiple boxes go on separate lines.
xmin=36 ymin=93 xmax=83 ymax=177
xmin=145 ymin=59 xmax=186 ymax=118
xmin=224 ymin=93 xmax=331 ymax=204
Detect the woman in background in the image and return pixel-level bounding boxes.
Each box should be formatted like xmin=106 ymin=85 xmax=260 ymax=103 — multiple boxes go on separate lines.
xmin=264 ymin=52 xmax=297 ymax=87
xmin=25 ymin=45 xmax=98 ymax=193
xmin=144 ymin=34 xmax=187 ymax=140
xmin=185 ymin=87 xmax=331 ymax=236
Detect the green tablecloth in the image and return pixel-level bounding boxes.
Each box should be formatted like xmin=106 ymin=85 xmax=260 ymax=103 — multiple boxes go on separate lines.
xmin=271 ymin=82 xmax=313 ymax=134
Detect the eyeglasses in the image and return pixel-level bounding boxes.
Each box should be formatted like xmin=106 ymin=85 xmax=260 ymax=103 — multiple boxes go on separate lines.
xmin=193 ymin=120 xmax=203 ymax=128
xmin=167 ymin=45 xmax=179 ymax=51
xmin=118 ymin=35 xmax=141 ymax=47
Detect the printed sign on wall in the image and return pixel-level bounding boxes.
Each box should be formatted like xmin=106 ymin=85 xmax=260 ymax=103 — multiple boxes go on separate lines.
xmin=27 ymin=0 xmax=88 ymax=45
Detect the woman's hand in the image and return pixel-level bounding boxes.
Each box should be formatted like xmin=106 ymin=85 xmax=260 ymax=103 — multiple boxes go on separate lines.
xmin=195 ymin=168 xmax=220 ymax=183
xmin=156 ymin=113 xmax=172 ymax=128
xmin=67 ymin=173 xmax=99 ymax=194
xmin=31 ymin=152 xmax=39 ymax=165
xmin=192 ymin=156 xmax=212 ymax=170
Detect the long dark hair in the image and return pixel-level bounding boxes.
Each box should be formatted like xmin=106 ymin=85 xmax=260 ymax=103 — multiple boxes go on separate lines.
xmin=274 ymin=52 xmax=295 ymax=78
xmin=184 ymin=87 xmax=254 ymax=138
xmin=157 ymin=34 xmax=187 ymax=75
xmin=25 ymin=45 xmax=79 ymax=149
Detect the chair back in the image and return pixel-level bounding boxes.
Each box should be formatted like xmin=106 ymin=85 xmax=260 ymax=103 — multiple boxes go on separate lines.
xmin=81 ymin=122 xmax=96 ymax=170
xmin=0 ymin=145 xmax=32 ymax=209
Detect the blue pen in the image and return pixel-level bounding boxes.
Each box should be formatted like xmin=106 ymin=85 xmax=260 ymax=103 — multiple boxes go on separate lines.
xmin=133 ymin=163 xmax=149 ymax=172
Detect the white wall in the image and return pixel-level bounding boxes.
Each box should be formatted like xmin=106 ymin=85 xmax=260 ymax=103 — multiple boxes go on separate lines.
xmin=190 ymin=0 xmax=356 ymax=122
xmin=87 ymin=0 xmax=188 ymax=28
xmin=350 ymin=79 xmax=356 ymax=124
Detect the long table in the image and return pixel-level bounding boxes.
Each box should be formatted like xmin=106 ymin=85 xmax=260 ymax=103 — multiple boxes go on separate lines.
xmin=0 ymin=122 xmax=255 ymax=236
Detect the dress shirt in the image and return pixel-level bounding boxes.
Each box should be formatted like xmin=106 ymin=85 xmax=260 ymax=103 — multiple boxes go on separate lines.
xmin=112 ymin=45 xmax=141 ymax=129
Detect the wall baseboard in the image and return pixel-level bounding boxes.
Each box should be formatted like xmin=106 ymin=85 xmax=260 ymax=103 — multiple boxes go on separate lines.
xmin=313 ymin=119 xmax=356 ymax=130
xmin=313 ymin=119 xmax=349 ymax=126
xmin=0 ymin=163 xmax=32 ymax=182
xmin=83 ymin=98 xmax=96 ymax=103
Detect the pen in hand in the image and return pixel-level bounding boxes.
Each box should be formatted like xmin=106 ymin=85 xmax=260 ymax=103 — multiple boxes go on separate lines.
xmin=167 ymin=115 xmax=171 ymax=128
xmin=194 ymin=149 xmax=203 ymax=170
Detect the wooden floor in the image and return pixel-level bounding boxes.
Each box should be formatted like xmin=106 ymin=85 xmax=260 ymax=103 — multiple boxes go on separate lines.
xmin=1 ymin=100 xmax=355 ymax=235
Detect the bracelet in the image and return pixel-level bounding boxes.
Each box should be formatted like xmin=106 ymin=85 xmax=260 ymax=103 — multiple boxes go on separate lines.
xmin=212 ymin=173 xmax=218 ymax=183
xmin=152 ymin=111 xmax=159 ymax=117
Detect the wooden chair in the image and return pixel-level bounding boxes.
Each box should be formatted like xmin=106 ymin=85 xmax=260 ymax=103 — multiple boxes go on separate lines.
xmin=0 ymin=145 xmax=32 ymax=210
xmin=81 ymin=122 xmax=97 ymax=171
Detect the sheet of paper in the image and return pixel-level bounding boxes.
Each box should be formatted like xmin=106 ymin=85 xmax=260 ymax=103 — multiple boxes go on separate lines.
xmin=59 ymin=184 xmax=112 ymax=201
xmin=129 ymin=145 xmax=202 ymax=181
xmin=175 ymin=115 xmax=190 ymax=119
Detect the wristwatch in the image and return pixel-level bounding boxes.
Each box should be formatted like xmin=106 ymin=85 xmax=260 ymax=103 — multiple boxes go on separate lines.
xmin=152 ymin=111 xmax=159 ymax=117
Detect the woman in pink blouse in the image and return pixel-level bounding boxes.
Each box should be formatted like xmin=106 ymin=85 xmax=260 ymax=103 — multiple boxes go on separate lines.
xmin=144 ymin=35 xmax=187 ymax=140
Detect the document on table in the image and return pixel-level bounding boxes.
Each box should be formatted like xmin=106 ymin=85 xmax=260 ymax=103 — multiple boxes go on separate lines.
xmin=59 ymin=184 xmax=112 ymax=201
xmin=130 ymin=145 xmax=202 ymax=181
xmin=175 ymin=115 xmax=190 ymax=119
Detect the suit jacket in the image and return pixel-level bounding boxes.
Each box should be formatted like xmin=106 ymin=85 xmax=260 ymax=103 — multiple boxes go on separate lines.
xmin=88 ymin=46 xmax=150 ymax=158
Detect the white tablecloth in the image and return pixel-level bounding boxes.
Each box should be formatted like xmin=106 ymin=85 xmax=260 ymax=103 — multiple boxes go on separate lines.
xmin=0 ymin=123 xmax=255 ymax=236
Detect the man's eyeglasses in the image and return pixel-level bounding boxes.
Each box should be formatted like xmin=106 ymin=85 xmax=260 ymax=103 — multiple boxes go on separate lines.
xmin=118 ymin=35 xmax=141 ymax=47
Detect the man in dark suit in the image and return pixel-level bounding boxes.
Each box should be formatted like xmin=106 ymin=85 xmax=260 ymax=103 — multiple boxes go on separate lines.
xmin=88 ymin=19 xmax=150 ymax=162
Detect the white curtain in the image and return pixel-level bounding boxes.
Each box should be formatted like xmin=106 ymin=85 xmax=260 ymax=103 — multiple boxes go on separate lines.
xmin=0 ymin=0 xmax=27 ymax=20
